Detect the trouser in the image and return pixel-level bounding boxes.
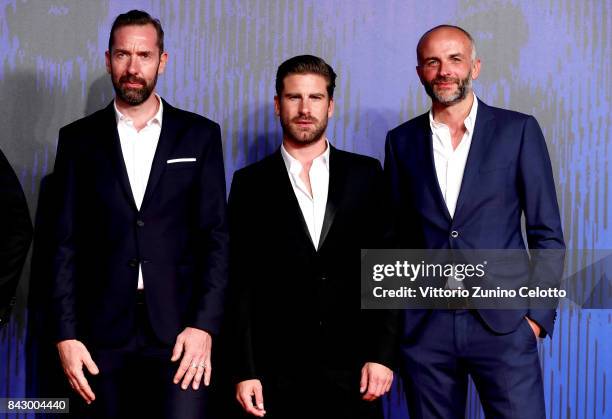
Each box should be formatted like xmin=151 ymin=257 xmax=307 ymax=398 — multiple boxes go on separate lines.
xmin=249 ymin=368 xmax=383 ymax=419
xmin=70 ymin=291 xmax=209 ymax=419
xmin=400 ymin=309 xmax=545 ymax=419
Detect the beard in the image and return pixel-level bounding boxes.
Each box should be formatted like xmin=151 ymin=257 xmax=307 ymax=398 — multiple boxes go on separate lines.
xmin=424 ymin=71 xmax=472 ymax=106
xmin=112 ymin=73 xmax=158 ymax=106
xmin=280 ymin=114 xmax=328 ymax=145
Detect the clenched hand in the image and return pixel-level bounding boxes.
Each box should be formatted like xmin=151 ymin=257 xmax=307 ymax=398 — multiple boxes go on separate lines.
xmin=360 ymin=362 xmax=393 ymax=401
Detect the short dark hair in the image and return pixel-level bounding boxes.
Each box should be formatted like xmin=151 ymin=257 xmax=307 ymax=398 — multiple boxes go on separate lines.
xmin=108 ymin=10 xmax=164 ymax=54
xmin=275 ymin=55 xmax=337 ymax=98
xmin=416 ymin=24 xmax=476 ymax=64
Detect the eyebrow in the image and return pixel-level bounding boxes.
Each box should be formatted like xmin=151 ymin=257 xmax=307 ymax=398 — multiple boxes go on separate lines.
xmin=422 ymin=51 xmax=465 ymax=61
xmin=113 ymin=48 xmax=154 ymax=55
xmin=283 ymin=92 xmax=326 ymax=97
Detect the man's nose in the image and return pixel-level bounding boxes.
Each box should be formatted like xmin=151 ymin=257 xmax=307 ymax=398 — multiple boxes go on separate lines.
xmin=127 ymin=57 xmax=140 ymax=74
xmin=438 ymin=60 xmax=452 ymax=77
xmin=298 ymin=100 xmax=311 ymax=115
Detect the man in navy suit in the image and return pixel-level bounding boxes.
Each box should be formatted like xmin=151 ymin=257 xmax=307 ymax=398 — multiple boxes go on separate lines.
xmin=384 ymin=25 xmax=564 ymax=418
xmin=52 ymin=10 xmax=228 ymax=418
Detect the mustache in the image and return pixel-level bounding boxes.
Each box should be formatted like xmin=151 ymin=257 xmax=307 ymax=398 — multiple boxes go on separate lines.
xmin=119 ymin=75 xmax=147 ymax=86
xmin=292 ymin=116 xmax=318 ymax=123
xmin=433 ymin=77 xmax=461 ymax=85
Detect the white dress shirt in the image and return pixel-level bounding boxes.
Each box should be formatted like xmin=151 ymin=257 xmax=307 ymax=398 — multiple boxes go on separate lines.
xmin=430 ymin=93 xmax=478 ymax=290
xmin=281 ymin=141 xmax=330 ymax=249
xmin=430 ymin=92 xmax=478 ymax=218
xmin=114 ymin=94 xmax=163 ymax=289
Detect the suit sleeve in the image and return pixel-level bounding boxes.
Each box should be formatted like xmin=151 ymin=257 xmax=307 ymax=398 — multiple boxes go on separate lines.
xmin=190 ymin=122 xmax=230 ymax=335
xmin=226 ymin=169 xmax=259 ymax=381
xmin=362 ymin=159 xmax=399 ymax=369
xmin=0 ymin=150 xmax=32 ymax=326
xmin=518 ymin=116 xmax=565 ymax=337
xmin=51 ymin=129 xmax=79 ymax=341
xmin=384 ymin=132 xmax=403 ymax=247
xmin=384 ymin=131 xmax=422 ymax=249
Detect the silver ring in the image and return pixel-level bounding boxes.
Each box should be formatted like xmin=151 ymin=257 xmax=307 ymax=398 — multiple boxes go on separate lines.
xmin=199 ymin=362 xmax=207 ymax=369
xmin=191 ymin=361 xmax=198 ymax=369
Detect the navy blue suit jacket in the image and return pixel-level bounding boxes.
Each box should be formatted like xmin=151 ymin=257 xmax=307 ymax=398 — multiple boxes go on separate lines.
xmin=52 ymin=99 xmax=229 ymax=347
xmin=384 ymin=99 xmax=564 ymax=337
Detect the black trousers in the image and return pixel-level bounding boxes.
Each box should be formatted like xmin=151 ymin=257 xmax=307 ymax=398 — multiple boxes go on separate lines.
xmin=400 ymin=309 xmax=545 ymax=419
xmin=239 ymin=368 xmax=383 ymax=419
xmin=71 ymin=298 xmax=208 ymax=419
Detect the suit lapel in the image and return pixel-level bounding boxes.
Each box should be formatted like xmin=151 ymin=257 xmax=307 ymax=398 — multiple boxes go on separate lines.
xmin=100 ymin=103 xmax=138 ymax=211
xmin=271 ymin=151 xmax=317 ymax=250
xmin=418 ymin=114 xmax=452 ymax=222
xmin=453 ymin=99 xmax=496 ymax=219
xmin=273 ymin=144 xmax=344 ymax=252
xmin=318 ymin=146 xmax=343 ymax=251
xmin=140 ymin=99 xmax=181 ymax=211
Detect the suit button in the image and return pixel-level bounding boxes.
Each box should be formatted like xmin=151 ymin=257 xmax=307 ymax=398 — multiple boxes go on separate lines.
xmin=128 ymin=258 xmax=139 ymax=268
xmin=136 ymin=219 xmax=145 ymax=227
xmin=320 ymin=275 xmax=327 ymax=281
xmin=450 ymin=230 xmax=459 ymax=238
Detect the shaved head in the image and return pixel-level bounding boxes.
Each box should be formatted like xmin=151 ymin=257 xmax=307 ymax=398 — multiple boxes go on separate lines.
xmin=417 ymin=25 xmax=477 ymax=65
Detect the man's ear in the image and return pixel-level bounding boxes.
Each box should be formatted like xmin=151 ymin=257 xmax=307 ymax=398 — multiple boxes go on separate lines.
xmin=158 ymin=51 xmax=169 ymax=74
xmin=471 ymin=58 xmax=481 ymax=81
xmin=274 ymin=95 xmax=280 ymax=116
xmin=415 ymin=65 xmax=426 ymax=85
xmin=105 ymin=51 xmax=112 ymax=74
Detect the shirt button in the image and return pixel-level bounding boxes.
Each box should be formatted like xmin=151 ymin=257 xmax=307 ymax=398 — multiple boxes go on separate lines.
xmin=450 ymin=230 xmax=459 ymax=238
xmin=136 ymin=220 xmax=145 ymax=227
xmin=128 ymin=258 xmax=139 ymax=268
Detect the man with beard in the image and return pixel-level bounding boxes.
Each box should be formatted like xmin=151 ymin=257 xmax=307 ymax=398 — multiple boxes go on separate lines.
xmin=229 ymin=55 xmax=396 ymax=418
xmin=52 ymin=10 xmax=228 ymax=418
xmin=384 ymin=25 xmax=564 ymax=418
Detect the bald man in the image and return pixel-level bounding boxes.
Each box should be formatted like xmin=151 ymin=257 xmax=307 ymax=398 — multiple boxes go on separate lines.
xmin=384 ymin=25 xmax=564 ymax=419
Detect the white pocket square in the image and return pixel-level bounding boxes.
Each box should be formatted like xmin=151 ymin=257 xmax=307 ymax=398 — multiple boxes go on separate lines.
xmin=167 ymin=158 xmax=197 ymax=164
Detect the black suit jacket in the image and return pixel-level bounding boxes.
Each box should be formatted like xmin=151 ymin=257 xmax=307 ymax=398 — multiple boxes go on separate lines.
xmin=385 ymin=99 xmax=565 ymax=337
xmin=228 ymin=146 xmax=396 ymax=383
xmin=52 ymin=99 xmax=229 ymax=347
xmin=0 ymin=149 xmax=32 ymax=326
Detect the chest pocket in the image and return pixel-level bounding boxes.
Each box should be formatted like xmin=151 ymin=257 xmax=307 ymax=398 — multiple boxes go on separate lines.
xmin=166 ymin=159 xmax=198 ymax=171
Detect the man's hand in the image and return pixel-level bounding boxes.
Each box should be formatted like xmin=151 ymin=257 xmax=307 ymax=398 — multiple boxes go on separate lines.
xmin=526 ymin=317 xmax=542 ymax=338
xmin=236 ymin=379 xmax=266 ymax=417
xmin=360 ymin=362 xmax=393 ymax=401
xmin=57 ymin=339 xmax=99 ymax=404
xmin=171 ymin=327 xmax=212 ymax=390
